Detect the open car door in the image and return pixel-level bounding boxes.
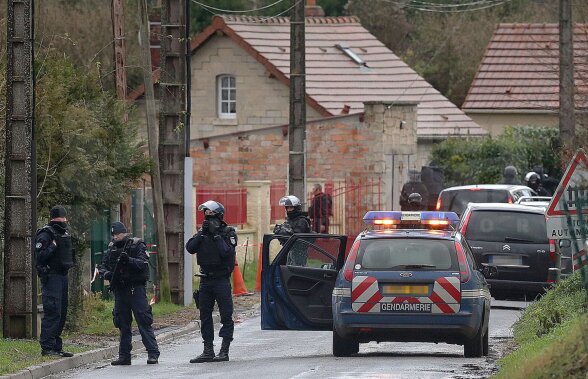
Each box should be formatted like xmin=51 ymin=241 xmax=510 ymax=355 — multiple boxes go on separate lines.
xmin=261 ymin=233 xmax=347 ymax=330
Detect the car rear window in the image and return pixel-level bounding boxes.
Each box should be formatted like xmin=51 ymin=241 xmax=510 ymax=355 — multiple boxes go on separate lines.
xmin=357 ymin=238 xmax=458 ymax=270
xmin=464 ymin=210 xmax=548 ymax=244
xmin=440 ymin=189 xmax=509 ymax=215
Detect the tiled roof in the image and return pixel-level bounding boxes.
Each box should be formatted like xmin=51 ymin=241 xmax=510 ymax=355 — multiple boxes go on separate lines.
xmin=130 ymin=15 xmax=486 ymax=138
xmin=463 ymin=23 xmax=588 ymax=111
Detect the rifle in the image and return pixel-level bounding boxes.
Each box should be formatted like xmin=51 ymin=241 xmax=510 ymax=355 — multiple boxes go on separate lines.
xmin=108 ymin=238 xmax=132 ymax=291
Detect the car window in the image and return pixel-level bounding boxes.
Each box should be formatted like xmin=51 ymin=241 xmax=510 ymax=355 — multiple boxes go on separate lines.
xmin=440 ymin=190 xmax=509 ymax=215
xmin=285 ymin=238 xmax=340 ymax=269
xmin=464 ymin=210 xmax=548 ymax=244
xmin=357 ymin=238 xmax=458 ymax=270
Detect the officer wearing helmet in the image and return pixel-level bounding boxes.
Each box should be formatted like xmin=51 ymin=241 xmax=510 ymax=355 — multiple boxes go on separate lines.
xmin=525 ymin=172 xmax=552 ymax=196
xmin=405 ymin=193 xmax=425 ymax=211
xmin=186 ymin=200 xmax=237 ymax=363
xmin=273 ymin=195 xmax=311 ymax=237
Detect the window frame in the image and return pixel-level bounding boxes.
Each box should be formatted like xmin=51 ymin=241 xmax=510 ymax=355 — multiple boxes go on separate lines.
xmin=217 ymin=74 xmax=236 ymax=119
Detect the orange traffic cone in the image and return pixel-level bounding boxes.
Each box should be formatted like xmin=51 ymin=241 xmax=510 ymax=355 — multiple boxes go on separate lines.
xmin=232 ymin=262 xmax=249 ymax=297
xmin=255 ymin=245 xmax=263 ymax=292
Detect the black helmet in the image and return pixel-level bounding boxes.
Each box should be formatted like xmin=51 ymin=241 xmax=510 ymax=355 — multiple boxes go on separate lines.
xmin=504 ymin=165 xmax=518 ymax=178
xmin=198 ymin=200 xmax=225 ymax=220
xmin=408 ymin=192 xmax=422 ymax=205
xmin=526 ymin=172 xmax=541 ymax=187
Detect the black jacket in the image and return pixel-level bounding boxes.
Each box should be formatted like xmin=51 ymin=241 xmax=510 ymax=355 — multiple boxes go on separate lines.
xmin=273 ymin=211 xmax=311 ymax=237
xmin=99 ymin=236 xmax=149 ymax=288
xmin=186 ymin=222 xmax=237 ymax=275
xmin=35 ymin=222 xmax=74 ymax=274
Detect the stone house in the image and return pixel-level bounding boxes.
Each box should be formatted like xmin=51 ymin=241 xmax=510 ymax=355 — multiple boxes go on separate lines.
xmin=130 ymin=9 xmax=486 ymax=248
xmin=463 ymin=23 xmax=588 ymax=136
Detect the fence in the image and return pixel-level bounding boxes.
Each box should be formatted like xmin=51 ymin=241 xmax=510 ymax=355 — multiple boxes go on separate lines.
xmin=195 ymin=187 xmax=248 ymax=227
xmin=270 ymin=182 xmax=287 ymax=223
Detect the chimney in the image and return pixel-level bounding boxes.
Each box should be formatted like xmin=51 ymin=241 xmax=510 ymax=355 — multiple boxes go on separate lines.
xmin=305 ymin=0 xmax=325 ymax=17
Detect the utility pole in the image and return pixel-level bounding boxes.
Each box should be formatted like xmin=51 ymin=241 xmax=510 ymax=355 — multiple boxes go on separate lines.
xmin=112 ymin=0 xmax=132 ymax=229
xmin=138 ymin=0 xmax=171 ymax=303
xmin=160 ymin=0 xmax=186 ymax=304
xmin=4 ymin=0 xmax=36 ymax=338
xmin=288 ymin=0 xmax=306 ymax=202
xmin=559 ymin=0 xmax=575 ymax=150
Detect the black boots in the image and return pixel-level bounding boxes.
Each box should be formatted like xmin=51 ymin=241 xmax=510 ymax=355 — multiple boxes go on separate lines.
xmin=111 ymin=357 xmax=131 ymax=366
xmin=147 ymin=355 xmax=159 ymax=364
xmin=212 ymin=339 xmax=231 ymax=362
xmin=190 ymin=342 xmax=215 ymax=363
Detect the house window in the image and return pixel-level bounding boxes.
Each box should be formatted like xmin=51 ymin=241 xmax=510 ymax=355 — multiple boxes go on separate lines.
xmin=218 ymin=75 xmax=236 ymax=119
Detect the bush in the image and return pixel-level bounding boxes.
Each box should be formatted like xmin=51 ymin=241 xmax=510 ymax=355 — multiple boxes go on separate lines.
xmin=430 ymin=126 xmax=561 ymax=187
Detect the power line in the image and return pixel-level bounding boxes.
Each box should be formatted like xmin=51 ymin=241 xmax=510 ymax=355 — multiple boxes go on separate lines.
xmin=381 ymin=0 xmax=515 ymax=13
xmin=190 ymin=0 xmax=288 ymax=14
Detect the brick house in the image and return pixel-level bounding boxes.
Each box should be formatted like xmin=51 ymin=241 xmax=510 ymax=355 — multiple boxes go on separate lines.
xmin=130 ymin=10 xmax=486 ymax=245
xmin=463 ymin=23 xmax=588 ymax=136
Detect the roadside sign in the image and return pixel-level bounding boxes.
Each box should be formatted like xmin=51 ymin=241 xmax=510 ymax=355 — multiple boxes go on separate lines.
xmin=546 ymin=149 xmax=588 ymax=239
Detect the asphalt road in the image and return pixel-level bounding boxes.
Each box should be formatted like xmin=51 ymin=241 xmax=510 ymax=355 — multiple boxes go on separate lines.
xmin=51 ymin=300 xmax=527 ymax=379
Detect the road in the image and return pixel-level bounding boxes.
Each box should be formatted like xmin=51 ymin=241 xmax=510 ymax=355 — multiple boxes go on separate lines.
xmin=51 ymin=301 xmax=526 ymax=379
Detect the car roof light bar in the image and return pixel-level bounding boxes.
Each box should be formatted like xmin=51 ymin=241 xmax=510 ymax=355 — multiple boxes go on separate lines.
xmin=363 ymin=211 xmax=459 ymax=226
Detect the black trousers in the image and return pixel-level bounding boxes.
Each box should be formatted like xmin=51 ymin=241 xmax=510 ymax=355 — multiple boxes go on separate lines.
xmin=113 ymin=285 xmax=160 ymax=359
xmin=40 ymin=274 xmax=68 ymax=351
xmin=199 ymin=277 xmax=234 ymax=343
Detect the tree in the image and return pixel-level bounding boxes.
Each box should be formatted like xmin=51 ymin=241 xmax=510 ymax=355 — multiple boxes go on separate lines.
xmin=430 ymin=126 xmax=562 ymax=188
xmin=34 ymin=49 xmax=150 ymax=330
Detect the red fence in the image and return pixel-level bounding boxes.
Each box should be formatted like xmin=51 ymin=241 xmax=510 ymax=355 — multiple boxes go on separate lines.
xmin=270 ymin=182 xmax=287 ymax=222
xmin=196 ymin=187 xmax=247 ymax=227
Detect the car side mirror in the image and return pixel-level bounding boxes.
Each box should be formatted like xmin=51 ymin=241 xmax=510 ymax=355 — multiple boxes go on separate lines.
xmin=559 ymin=239 xmax=571 ymax=248
xmin=481 ymin=265 xmax=498 ymax=278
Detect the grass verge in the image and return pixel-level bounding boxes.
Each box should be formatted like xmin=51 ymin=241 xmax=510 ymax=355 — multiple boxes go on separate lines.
xmin=73 ymin=293 xmax=186 ymax=336
xmin=0 ymin=340 xmax=89 ymax=376
xmin=494 ymin=270 xmax=588 ymax=378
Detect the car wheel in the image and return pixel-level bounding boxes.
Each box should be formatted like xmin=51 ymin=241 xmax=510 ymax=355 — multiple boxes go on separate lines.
xmin=482 ymin=328 xmax=489 ymax=356
xmin=332 ymin=328 xmax=359 ymax=357
xmin=464 ymin=325 xmax=485 ymax=358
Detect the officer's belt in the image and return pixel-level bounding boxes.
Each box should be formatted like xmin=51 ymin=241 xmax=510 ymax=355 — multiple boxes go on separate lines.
xmin=201 ymin=269 xmax=230 ymax=278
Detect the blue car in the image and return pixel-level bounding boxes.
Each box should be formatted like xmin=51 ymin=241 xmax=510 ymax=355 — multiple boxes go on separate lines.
xmin=261 ymin=211 xmax=495 ymax=358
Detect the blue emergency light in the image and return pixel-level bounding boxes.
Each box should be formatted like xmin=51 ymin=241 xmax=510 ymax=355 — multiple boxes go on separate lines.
xmin=363 ymin=211 xmax=459 ymax=227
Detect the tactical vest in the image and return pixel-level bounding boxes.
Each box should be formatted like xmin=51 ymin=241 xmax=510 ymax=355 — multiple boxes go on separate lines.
xmin=108 ymin=237 xmax=149 ymax=285
xmin=195 ymin=237 xmax=223 ymax=267
xmin=38 ymin=225 xmax=74 ymax=272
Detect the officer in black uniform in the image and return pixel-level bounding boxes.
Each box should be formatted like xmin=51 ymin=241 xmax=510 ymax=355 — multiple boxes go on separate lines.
xmin=35 ymin=205 xmax=75 ymax=357
xmin=273 ymin=195 xmax=311 ymax=237
xmin=405 ymin=192 xmax=426 ymax=211
xmin=99 ymin=221 xmax=160 ymax=365
xmin=186 ymin=201 xmax=238 ymax=363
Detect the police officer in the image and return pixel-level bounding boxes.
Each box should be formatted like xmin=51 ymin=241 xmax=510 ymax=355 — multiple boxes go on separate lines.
xmin=35 ymin=205 xmax=75 ymax=357
xmin=99 ymin=221 xmax=159 ymax=365
xmin=399 ymin=170 xmax=429 ymax=211
xmin=525 ymin=172 xmax=552 ymax=196
xmin=186 ymin=201 xmax=238 ymax=363
xmin=499 ymin=165 xmax=521 ymax=185
xmin=273 ymin=195 xmax=311 ymax=237
xmin=405 ymin=192 xmax=425 ymax=211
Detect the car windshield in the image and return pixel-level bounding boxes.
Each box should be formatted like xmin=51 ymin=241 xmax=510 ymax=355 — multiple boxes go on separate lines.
xmin=357 ymin=238 xmax=457 ymax=270
xmin=464 ymin=210 xmax=548 ymax=244
xmin=440 ymin=189 xmax=509 ymax=215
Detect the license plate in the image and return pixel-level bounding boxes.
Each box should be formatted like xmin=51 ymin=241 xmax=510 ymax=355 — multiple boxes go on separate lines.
xmin=381 ymin=302 xmax=432 ymax=313
xmin=489 ymin=255 xmax=522 ymax=265
xmin=382 ymin=285 xmax=429 ymax=296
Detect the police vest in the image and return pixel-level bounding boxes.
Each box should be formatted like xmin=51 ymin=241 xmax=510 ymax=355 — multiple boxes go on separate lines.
xmin=37 ymin=225 xmax=74 ymax=271
xmin=107 ymin=237 xmax=149 ymax=284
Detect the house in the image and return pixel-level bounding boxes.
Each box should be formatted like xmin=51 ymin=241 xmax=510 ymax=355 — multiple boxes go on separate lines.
xmin=130 ymin=6 xmax=486 ymax=244
xmin=463 ymin=23 xmax=588 ymax=136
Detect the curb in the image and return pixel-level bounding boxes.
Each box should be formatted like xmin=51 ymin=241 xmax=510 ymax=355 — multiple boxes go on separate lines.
xmin=1 ymin=320 xmax=203 ymax=379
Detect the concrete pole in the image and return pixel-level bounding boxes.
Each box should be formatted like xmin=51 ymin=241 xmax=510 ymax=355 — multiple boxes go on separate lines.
xmin=559 ymin=0 xmax=576 ymax=150
xmin=288 ymin=0 xmax=306 ymax=203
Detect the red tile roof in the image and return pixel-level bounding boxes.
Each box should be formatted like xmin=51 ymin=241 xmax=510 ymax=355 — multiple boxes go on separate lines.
xmin=130 ymin=15 xmax=485 ymax=137
xmin=463 ymin=23 xmax=588 ymax=111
